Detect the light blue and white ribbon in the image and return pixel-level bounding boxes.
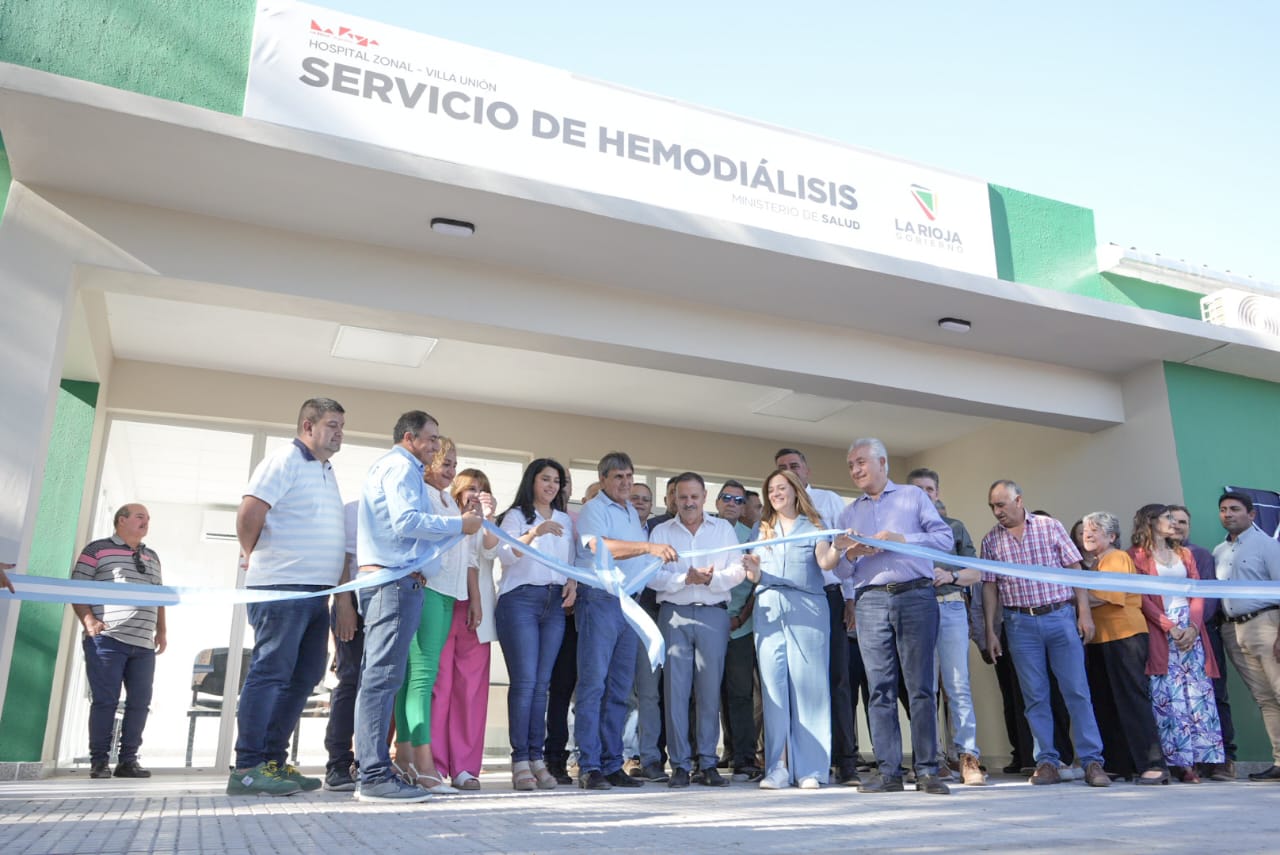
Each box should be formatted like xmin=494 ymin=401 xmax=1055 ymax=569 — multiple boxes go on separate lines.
xmin=5 ymin=525 xmax=1279 ymax=668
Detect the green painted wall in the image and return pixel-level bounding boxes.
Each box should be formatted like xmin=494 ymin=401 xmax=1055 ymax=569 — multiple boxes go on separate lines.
xmin=1165 ymin=361 xmax=1280 ymax=763
xmin=1102 ymin=272 xmax=1202 ymax=320
xmin=989 ymin=184 xmax=1205 ymax=319
xmin=0 ymin=380 xmax=98 ymax=762
xmin=0 ymin=0 xmax=254 ymax=115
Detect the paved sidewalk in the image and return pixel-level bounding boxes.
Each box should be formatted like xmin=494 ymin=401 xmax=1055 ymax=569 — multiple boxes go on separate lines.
xmin=2 ymin=769 xmax=1278 ymax=854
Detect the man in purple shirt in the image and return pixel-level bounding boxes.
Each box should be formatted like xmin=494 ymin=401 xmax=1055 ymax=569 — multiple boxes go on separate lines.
xmin=833 ymin=438 xmax=954 ymax=795
xmin=1168 ymin=503 xmax=1236 ymax=780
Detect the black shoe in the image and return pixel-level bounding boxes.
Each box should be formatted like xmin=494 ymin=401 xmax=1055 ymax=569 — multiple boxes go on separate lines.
xmin=1002 ymin=761 xmax=1022 ymax=774
xmin=638 ymin=761 xmax=669 ymax=783
xmin=579 ymin=770 xmax=613 ymax=790
xmin=114 ymin=760 xmax=151 ymax=778
xmin=834 ymin=764 xmax=862 ymax=787
xmin=547 ymin=762 xmax=573 ymax=786
xmin=668 ymin=768 xmax=691 ymax=788
xmin=857 ymin=774 xmax=905 ymax=793
xmin=323 ymin=766 xmax=357 ymax=792
xmin=89 ymin=761 xmax=112 ymax=779
xmin=1248 ymin=765 xmax=1280 ymax=782
xmin=696 ymin=767 xmax=730 ymax=787
xmin=605 ymin=769 xmax=644 ymax=788
xmin=915 ymin=774 xmax=950 ymax=794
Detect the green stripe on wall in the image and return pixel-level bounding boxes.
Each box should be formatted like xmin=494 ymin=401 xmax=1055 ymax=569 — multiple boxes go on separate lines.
xmin=1165 ymin=360 xmax=1280 ymax=763
xmin=0 ymin=380 xmax=98 ymax=762
xmin=0 ymin=0 xmax=255 ymax=115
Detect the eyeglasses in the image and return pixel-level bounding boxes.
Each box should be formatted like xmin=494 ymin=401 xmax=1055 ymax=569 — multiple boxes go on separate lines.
xmin=132 ymin=549 xmax=149 ymax=575
xmin=718 ymin=495 xmax=746 ymax=505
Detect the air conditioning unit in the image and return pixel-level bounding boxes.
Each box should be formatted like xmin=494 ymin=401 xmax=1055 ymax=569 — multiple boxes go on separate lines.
xmin=202 ymin=508 xmax=239 ymax=542
xmin=1201 ymin=288 xmax=1280 ymax=337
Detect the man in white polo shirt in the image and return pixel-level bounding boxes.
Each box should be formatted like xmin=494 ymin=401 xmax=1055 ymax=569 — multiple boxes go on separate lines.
xmin=228 ymin=398 xmax=347 ymax=797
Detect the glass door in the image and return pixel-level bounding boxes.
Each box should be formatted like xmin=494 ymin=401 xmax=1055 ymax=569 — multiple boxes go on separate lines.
xmin=58 ymin=418 xmax=253 ymax=770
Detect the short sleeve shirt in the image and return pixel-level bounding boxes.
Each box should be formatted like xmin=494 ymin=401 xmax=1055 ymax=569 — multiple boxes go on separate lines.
xmin=980 ymin=513 xmax=1082 ymax=608
xmin=71 ymin=535 xmax=163 ymax=648
xmin=244 ymin=438 xmax=346 ymax=586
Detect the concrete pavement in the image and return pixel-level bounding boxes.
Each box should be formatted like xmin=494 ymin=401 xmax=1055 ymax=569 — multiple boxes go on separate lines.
xmin=2 ymin=768 xmax=1278 ymax=854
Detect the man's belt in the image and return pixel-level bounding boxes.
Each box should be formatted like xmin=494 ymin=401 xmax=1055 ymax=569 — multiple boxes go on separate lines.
xmin=859 ymin=577 xmax=933 ymax=596
xmin=1005 ymin=599 xmax=1072 ymax=616
xmin=1223 ymin=603 xmax=1280 ymax=625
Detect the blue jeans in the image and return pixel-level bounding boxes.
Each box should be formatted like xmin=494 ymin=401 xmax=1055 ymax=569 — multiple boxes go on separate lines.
xmin=935 ymin=598 xmax=980 ymax=757
xmin=856 ymin=585 xmax=939 ymax=778
xmin=324 ymin=598 xmax=365 ymax=774
xmin=234 ymin=586 xmax=330 ymax=769
xmin=83 ymin=635 xmax=155 ymax=764
xmin=355 ymin=575 xmax=424 ymax=785
xmin=1003 ymin=604 xmax=1104 ymax=766
xmin=496 ymin=584 xmax=565 ymax=762
xmin=574 ymin=585 xmax=638 ymax=775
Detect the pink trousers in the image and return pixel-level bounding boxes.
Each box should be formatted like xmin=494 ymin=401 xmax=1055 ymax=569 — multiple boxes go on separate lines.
xmin=430 ymin=599 xmax=492 ymax=777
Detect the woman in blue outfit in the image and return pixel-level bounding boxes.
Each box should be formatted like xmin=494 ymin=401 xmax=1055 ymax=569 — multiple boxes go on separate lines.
xmin=745 ymin=469 xmax=840 ymax=790
xmin=494 ymin=458 xmax=578 ymax=791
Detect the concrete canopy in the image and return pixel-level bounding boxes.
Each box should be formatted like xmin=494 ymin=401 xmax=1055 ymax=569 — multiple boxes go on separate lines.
xmin=4 ymin=61 xmax=1279 ymax=449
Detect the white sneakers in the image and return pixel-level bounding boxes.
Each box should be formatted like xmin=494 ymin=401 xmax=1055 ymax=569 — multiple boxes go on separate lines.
xmin=759 ymin=766 xmax=791 ymax=790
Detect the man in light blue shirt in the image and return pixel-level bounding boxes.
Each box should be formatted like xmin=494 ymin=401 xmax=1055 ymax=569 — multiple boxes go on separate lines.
xmin=574 ymin=451 xmax=676 ymax=790
xmin=1214 ymin=490 xmax=1280 ymax=782
xmin=833 ymin=438 xmax=953 ymax=795
xmin=352 ymin=410 xmax=481 ymax=803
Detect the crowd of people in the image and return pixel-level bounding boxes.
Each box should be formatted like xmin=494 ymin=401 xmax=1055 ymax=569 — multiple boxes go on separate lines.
xmin=63 ymin=398 xmax=1280 ymax=800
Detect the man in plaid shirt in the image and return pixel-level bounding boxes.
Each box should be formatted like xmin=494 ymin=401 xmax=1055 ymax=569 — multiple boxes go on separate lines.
xmin=979 ymin=480 xmax=1110 ymax=788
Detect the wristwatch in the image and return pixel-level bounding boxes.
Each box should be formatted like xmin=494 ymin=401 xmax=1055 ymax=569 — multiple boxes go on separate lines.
xmin=950 ymin=569 xmax=960 ymax=584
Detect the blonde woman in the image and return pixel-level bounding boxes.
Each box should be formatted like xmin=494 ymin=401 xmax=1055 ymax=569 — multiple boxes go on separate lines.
xmin=745 ymin=469 xmax=839 ymax=790
xmin=427 ymin=467 xmax=500 ymax=790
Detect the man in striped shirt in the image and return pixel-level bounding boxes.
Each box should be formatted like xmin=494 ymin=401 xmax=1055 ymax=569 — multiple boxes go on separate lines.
xmin=71 ymin=504 xmax=166 ymax=780
xmin=979 ymin=480 xmax=1109 ymax=788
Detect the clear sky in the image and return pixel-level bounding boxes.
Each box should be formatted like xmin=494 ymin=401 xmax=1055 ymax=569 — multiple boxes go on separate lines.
xmin=323 ymin=0 xmax=1279 ymax=285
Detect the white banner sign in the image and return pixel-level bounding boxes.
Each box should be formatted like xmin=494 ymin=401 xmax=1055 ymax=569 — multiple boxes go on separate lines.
xmin=244 ymin=1 xmax=998 ymax=277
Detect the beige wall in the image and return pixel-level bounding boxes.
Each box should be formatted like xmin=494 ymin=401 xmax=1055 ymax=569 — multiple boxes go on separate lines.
xmin=900 ymin=361 xmax=1181 ymax=762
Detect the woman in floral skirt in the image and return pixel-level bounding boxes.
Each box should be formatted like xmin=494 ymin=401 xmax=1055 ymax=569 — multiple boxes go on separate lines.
xmin=1128 ymin=504 xmax=1224 ymax=783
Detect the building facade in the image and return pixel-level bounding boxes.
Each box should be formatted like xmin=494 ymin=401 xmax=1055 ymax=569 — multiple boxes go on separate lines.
xmin=2 ymin=0 xmax=1278 ymax=776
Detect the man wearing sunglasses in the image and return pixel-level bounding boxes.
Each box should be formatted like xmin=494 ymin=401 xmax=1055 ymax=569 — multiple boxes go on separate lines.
xmin=71 ymin=503 xmax=166 ymax=780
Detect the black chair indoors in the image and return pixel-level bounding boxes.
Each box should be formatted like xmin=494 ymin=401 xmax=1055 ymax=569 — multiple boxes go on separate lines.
xmin=185 ymin=647 xmax=250 ymax=767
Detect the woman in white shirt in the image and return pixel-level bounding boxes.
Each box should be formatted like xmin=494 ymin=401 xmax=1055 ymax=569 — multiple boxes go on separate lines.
xmin=495 ymin=458 xmax=577 ymax=790
xmin=1128 ymin=503 xmax=1224 ymax=783
xmin=422 ymin=467 xmax=500 ymax=790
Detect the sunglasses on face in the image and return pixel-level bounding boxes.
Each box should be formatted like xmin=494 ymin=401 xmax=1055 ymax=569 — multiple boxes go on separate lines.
xmin=718 ymin=495 xmax=746 ymax=505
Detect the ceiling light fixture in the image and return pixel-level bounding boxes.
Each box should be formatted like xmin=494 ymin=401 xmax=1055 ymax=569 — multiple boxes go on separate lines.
xmin=330 ymin=325 xmax=438 ymax=368
xmin=937 ymin=317 xmax=971 ymax=333
xmin=430 ymin=217 xmax=476 ymax=237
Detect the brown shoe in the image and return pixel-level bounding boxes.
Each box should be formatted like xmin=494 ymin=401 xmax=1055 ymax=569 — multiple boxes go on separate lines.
xmin=960 ymin=752 xmax=987 ymax=786
xmin=1084 ymin=761 xmax=1111 ymax=788
xmin=1209 ymin=760 xmax=1236 ymax=782
xmin=1029 ymin=762 xmax=1060 ymax=785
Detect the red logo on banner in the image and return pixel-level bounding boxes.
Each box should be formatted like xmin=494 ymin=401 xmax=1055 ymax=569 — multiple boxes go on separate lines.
xmin=310 ymin=19 xmax=380 ymax=48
